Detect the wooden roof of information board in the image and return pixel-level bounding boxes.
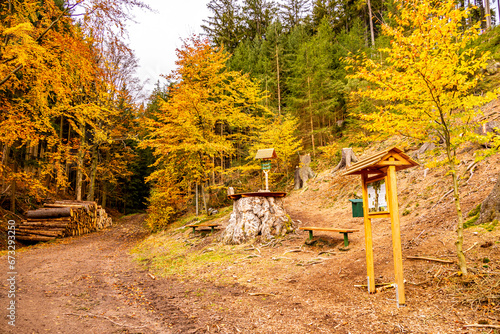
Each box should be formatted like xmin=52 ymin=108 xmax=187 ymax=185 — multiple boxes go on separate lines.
xmin=254 ymin=148 xmax=277 ymax=159
xmin=343 ymin=147 xmax=419 ymax=176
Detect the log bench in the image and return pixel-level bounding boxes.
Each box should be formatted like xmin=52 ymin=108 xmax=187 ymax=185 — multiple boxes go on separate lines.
xmin=298 ymin=227 xmax=359 ymax=247
xmin=186 ymin=223 xmax=220 ymax=234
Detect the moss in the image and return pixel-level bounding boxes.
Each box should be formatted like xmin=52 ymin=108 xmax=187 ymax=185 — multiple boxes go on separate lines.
xmin=464 ymin=203 xmax=482 ymax=228
xmin=482 ymin=220 xmax=498 ymax=232
xmin=467 ymin=203 xmax=481 ymax=217
xmin=284 ymin=214 xmax=294 ymax=233
xmin=464 ymin=214 xmax=480 ymax=228
xmin=467 ymin=219 xmax=499 ymax=232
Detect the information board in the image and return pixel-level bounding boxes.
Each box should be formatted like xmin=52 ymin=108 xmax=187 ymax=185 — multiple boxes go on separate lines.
xmin=367 ymin=178 xmax=388 ymax=213
xmin=261 ymin=161 xmax=272 ymax=170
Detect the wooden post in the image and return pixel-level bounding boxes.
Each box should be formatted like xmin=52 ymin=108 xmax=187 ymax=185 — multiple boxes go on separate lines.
xmin=201 ymin=183 xmax=208 ymax=214
xmin=344 ymin=147 xmax=418 ymax=306
xmin=264 ymin=170 xmax=269 ymax=191
xmin=386 ymin=163 xmax=406 ymax=306
xmin=362 ymin=173 xmax=375 ymax=293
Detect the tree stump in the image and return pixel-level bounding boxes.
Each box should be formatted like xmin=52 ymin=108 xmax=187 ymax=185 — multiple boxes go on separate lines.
xmin=294 ymin=154 xmax=315 ymax=190
xmin=332 ymin=148 xmax=358 ymax=172
xmin=477 ymin=171 xmax=500 ymax=225
xmin=475 ymin=120 xmax=499 ymax=148
xmin=222 ymin=196 xmax=294 ymax=245
xmin=416 ymin=142 xmax=436 ymax=155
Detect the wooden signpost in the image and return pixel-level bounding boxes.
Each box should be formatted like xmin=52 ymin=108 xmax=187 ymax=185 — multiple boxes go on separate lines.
xmin=255 ymin=148 xmax=277 ymax=192
xmin=344 ymin=147 xmax=418 ymax=307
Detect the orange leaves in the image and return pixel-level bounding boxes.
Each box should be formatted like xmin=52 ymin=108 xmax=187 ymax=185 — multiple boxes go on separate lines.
xmin=0 ymin=0 xmax=144 ymax=202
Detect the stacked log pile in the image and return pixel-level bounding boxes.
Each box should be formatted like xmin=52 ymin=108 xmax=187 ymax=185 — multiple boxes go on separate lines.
xmin=17 ymin=201 xmax=112 ymax=242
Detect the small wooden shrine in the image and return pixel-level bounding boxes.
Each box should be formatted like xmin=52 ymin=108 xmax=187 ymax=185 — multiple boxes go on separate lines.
xmin=255 ymin=148 xmax=277 ymax=192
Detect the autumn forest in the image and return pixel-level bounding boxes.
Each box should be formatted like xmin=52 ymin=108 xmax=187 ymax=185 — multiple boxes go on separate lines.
xmin=1 ymin=0 xmax=499 ymax=232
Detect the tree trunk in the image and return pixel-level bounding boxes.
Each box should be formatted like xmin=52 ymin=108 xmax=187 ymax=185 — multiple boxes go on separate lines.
xmin=87 ymin=145 xmax=98 ymax=201
xmin=26 ymin=207 xmax=73 ymax=219
xmin=212 ymin=156 xmax=215 ymax=185
xmin=1 ymin=144 xmax=9 ymax=193
xmin=484 ymin=0 xmax=491 ymax=29
xmin=276 ymin=39 xmax=281 ymax=115
xmin=307 ymin=75 xmax=315 ymax=157
xmin=223 ymin=196 xmax=294 ymax=244
xmin=195 ymin=182 xmax=199 ymax=216
xmin=101 ymin=182 xmax=107 ymax=208
xmin=24 ymin=142 xmax=31 ymax=174
xmin=201 ymin=183 xmax=208 ymax=214
xmin=76 ymin=123 xmax=85 ymax=201
xmin=10 ymin=159 xmax=17 ymax=213
xmin=447 ymin=148 xmax=467 ymax=275
xmin=498 ymin=0 xmax=500 ymax=25
xmin=477 ymin=171 xmax=500 ymax=225
xmin=63 ymin=123 xmax=71 ymax=195
xmin=101 ymin=149 xmax=109 ymax=208
xmin=367 ymin=0 xmax=375 ymax=47
xmin=332 ymin=148 xmax=359 ymax=172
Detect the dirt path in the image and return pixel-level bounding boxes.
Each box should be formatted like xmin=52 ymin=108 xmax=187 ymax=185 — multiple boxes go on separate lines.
xmin=1 ymin=210 xmax=497 ymax=333
xmin=1 ymin=215 xmax=205 ymax=334
xmin=2 ymin=214 xmax=344 ymax=334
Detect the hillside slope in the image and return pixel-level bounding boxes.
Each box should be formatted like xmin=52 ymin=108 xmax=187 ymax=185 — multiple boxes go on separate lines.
xmin=127 ymin=100 xmax=500 ymax=333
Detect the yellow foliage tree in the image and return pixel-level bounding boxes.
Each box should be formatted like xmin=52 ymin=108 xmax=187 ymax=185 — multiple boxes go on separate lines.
xmin=346 ymin=0 xmax=498 ymax=274
xmin=142 ymin=36 xmax=270 ymax=226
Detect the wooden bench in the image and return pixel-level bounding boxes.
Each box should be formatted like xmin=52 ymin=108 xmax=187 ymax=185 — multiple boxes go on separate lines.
xmin=298 ymin=227 xmax=359 ymax=247
xmin=186 ymin=223 xmax=219 ymax=234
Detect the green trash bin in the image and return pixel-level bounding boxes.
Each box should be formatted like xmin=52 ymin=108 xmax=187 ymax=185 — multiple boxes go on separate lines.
xmin=349 ymin=199 xmax=364 ymax=217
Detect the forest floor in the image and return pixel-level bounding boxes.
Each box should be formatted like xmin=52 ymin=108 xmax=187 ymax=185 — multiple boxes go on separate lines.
xmin=1 ymin=99 xmax=500 ymax=333
xmin=1 ymin=143 xmax=499 ymax=333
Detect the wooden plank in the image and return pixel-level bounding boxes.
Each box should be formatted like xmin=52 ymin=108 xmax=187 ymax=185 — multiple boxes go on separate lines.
xmin=254 ymin=148 xmax=277 ymax=159
xmin=344 ymin=150 xmax=390 ymax=175
xmin=344 ymin=147 xmax=419 ymax=176
xmin=365 ymin=173 xmax=387 ymax=183
xmin=186 ymin=223 xmax=219 ymax=227
xmin=298 ymin=227 xmax=359 ymax=233
xmin=367 ymin=212 xmax=391 ymax=218
xmin=362 ymin=173 xmax=376 ymax=293
xmin=375 ymin=161 xmax=410 ymax=167
xmin=387 ymin=163 xmax=406 ymax=306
